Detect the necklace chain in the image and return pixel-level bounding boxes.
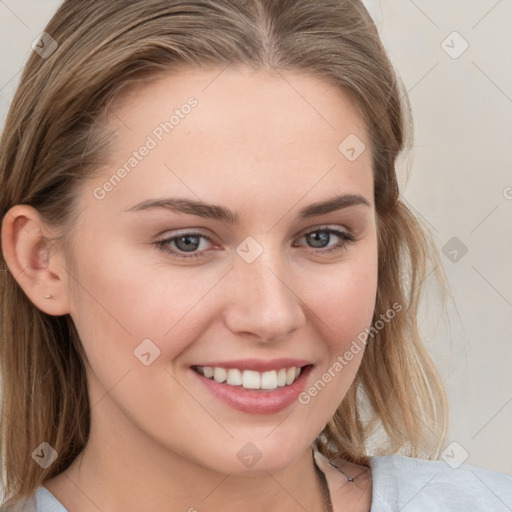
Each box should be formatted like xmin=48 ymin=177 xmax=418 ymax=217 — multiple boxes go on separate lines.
xmin=313 ymin=456 xmax=334 ymax=512
xmin=313 ymin=452 xmax=360 ymax=512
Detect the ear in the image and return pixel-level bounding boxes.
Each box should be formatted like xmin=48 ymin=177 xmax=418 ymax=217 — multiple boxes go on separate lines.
xmin=1 ymin=205 xmax=71 ymax=316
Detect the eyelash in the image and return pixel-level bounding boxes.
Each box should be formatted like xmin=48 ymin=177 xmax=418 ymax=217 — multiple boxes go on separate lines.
xmin=153 ymin=227 xmax=357 ymax=260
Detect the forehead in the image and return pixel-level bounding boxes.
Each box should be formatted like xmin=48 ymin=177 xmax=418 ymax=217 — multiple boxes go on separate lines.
xmin=111 ymin=65 xmax=367 ymax=143
xmin=86 ymin=66 xmax=373 ymax=216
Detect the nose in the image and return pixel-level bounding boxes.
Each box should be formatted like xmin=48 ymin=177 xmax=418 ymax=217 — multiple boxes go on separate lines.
xmin=222 ymin=245 xmax=306 ymax=343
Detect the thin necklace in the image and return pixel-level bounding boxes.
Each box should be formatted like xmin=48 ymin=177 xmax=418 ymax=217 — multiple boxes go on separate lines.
xmin=313 ymin=455 xmax=334 ymax=512
xmin=313 ymin=453 xmax=357 ymax=512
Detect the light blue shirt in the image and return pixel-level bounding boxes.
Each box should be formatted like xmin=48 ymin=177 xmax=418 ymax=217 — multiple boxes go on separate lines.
xmin=29 ymin=454 xmax=512 ymax=511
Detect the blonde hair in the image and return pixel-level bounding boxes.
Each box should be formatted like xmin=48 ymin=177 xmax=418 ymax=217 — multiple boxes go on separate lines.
xmin=0 ymin=0 xmax=449 ymax=506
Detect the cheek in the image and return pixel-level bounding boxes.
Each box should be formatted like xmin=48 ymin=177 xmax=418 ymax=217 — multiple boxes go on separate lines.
xmin=294 ymin=240 xmax=378 ymax=409
xmin=66 ymin=239 xmax=229 ymax=384
xmin=301 ymin=245 xmax=378 ymax=353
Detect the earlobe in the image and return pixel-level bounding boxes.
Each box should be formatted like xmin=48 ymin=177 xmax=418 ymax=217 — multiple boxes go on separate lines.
xmin=1 ymin=205 xmax=71 ymax=316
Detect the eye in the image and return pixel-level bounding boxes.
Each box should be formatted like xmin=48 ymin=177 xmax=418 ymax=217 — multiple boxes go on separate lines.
xmin=154 ymin=231 xmax=216 ymax=260
xmin=294 ymin=227 xmax=356 ymax=255
xmin=153 ymin=226 xmax=357 ymax=260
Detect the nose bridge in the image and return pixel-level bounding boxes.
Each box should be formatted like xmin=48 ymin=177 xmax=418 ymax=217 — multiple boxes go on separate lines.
xmin=224 ymin=241 xmax=305 ymax=340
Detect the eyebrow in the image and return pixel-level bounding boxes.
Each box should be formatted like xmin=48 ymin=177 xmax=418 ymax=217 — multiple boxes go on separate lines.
xmin=123 ymin=193 xmax=371 ymax=223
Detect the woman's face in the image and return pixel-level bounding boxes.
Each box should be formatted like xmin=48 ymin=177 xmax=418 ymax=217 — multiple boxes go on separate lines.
xmin=65 ymin=66 xmax=378 ymax=474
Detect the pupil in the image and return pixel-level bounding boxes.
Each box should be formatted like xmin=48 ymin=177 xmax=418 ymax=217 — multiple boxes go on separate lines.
xmin=308 ymin=232 xmax=328 ymax=248
xmin=177 ymin=235 xmax=199 ymax=252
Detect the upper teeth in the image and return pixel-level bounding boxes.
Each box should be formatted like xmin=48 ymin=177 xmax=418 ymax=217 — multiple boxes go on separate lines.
xmin=195 ymin=366 xmax=302 ymax=390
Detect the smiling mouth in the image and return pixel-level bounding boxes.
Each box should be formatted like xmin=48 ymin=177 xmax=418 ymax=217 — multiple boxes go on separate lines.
xmin=191 ymin=364 xmax=312 ymax=391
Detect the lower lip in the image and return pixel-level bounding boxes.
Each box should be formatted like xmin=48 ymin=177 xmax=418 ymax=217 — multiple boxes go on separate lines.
xmin=190 ymin=365 xmax=313 ymax=415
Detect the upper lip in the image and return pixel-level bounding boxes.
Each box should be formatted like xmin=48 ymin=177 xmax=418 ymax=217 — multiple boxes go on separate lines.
xmin=192 ymin=358 xmax=312 ymax=372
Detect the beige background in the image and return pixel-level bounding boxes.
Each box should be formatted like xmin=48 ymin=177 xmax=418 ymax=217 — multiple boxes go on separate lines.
xmin=0 ymin=0 xmax=511 ymax=475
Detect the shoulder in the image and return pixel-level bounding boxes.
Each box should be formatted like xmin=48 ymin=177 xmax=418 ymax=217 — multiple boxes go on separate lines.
xmin=369 ymin=453 xmax=512 ymax=512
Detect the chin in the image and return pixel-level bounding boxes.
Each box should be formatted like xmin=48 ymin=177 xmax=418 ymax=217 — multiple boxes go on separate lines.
xmin=210 ymin=433 xmax=313 ymax=476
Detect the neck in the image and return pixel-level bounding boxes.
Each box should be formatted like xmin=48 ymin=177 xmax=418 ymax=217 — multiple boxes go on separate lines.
xmin=45 ymin=397 xmax=327 ymax=512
